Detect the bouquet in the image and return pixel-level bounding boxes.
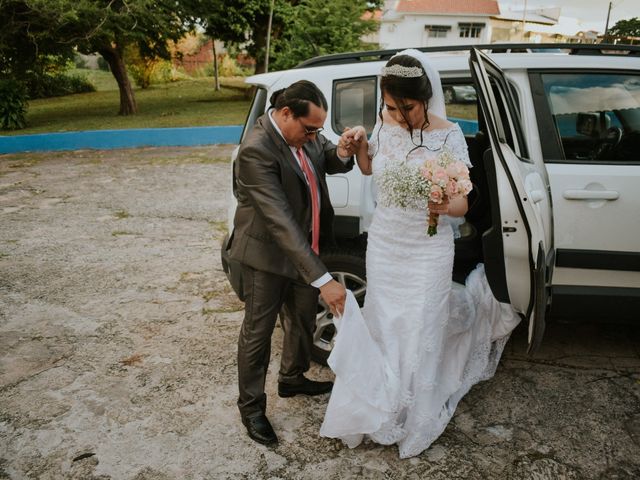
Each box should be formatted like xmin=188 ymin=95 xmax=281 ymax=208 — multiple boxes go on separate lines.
xmin=420 ymin=148 xmax=473 ymax=236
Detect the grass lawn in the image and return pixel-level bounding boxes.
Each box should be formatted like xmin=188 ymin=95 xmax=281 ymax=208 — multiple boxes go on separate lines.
xmin=6 ymin=73 xmax=253 ymax=136
xmin=4 ymin=68 xmax=478 ymax=136
xmin=447 ymin=103 xmax=477 ymax=121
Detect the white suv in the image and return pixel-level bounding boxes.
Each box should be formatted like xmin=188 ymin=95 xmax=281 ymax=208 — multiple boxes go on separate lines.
xmin=222 ymin=43 xmax=640 ymax=364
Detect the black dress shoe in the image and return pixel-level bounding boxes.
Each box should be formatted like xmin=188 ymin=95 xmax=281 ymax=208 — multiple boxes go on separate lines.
xmin=278 ymin=376 xmax=333 ymax=398
xmin=242 ymin=414 xmax=278 ymax=445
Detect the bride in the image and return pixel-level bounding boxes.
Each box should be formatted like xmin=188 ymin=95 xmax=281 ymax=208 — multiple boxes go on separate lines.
xmin=320 ymin=49 xmax=521 ymax=458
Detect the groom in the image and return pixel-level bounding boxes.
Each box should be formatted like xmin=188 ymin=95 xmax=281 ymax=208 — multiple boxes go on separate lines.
xmin=227 ymin=80 xmax=359 ymax=445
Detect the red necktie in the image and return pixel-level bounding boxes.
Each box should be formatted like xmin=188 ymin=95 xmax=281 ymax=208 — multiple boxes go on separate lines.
xmin=297 ymin=148 xmax=320 ymax=255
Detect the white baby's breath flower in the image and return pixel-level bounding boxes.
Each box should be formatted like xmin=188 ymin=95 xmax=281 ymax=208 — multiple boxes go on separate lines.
xmin=376 ymin=161 xmax=431 ymax=210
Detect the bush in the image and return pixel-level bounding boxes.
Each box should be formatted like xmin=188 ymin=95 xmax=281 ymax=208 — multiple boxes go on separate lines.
xmin=199 ymin=55 xmax=245 ymax=78
xmin=125 ymin=46 xmax=181 ymax=88
xmin=0 ymin=79 xmax=28 ymax=130
xmin=25 ymin=72 xmax=96 ymax=98
xmin=219 ymin=55 xmax=243 ymax=77
xmin=73 ymin=54 xmax=88 ymax=69
xmin=97 ymin=56 xmax=110 ymax=71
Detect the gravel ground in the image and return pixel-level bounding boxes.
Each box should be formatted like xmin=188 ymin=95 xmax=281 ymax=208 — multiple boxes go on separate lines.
xmin=0 ymin=146 xmax=639 ymax=480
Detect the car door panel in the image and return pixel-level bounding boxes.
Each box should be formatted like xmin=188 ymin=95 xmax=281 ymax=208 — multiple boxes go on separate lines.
xmin=470 ymin=48 xmax=554 ymax=352
xmin=531 ymin=71 xmax=640 ymax=291
xmin=547 ymin=164 xmax=639 ymax=252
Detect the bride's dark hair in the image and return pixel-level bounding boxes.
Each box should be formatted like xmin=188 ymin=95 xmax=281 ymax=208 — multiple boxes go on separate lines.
xmin=376 ymin=55 xmax=434 ymax=158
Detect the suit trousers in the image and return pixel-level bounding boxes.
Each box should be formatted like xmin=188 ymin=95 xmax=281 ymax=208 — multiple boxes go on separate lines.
xmin=237 ymin=263 xmax=319 ymax=419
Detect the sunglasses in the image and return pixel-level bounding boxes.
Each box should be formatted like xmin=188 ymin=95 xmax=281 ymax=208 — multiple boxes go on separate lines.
xmin=297 ymin=118 xmax=324 ymax=136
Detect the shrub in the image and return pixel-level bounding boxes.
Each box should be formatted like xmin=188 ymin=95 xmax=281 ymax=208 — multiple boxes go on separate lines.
xmin=73 ymin=54 xmax=88 ymax=69
xmin=97 ymin=56 xmax=110 ymax=71
xmin=198 ymin=55 xmax=246 ymax=78
xmin=152 ymin=60 xmax=178 ymax=83
xmin=125 ymin=46 xmax=180 ymax=88
xmin=25 ymin=72 xmax=96 ymax=98
xmin=127 ymin=56 xmax=157 ymax=89
xmin=219 ymin=55 xmax=242 ymax=77
xmin=0 ymin=79 xmax=28 ymax=130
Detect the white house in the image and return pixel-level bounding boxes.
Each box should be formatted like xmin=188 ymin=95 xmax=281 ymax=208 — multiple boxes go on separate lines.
xmin=378 ymin=0 xmax=500 ymax=49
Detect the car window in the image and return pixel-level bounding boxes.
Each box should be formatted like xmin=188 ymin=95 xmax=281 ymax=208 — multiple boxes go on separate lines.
xmin=541 ymin=73 xmax=640 ymax=163
xmin=240 ymin=87 xmax=268 ymax=143
xmin=332 ymin=77 xmax=377 ymax=135
xmin=490 ymin=77 xmax=530 ymax=161
xmin=442 ymin=81 xmax=479 ymax=135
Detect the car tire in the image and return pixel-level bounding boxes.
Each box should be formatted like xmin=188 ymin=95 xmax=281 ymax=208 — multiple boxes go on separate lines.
xmin=311 ymin=249 xmax=367 ymax=365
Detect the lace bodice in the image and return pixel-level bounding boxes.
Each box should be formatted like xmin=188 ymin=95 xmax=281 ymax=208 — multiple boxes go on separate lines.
xmin=368 ymin=122 xmax=471 ymax=210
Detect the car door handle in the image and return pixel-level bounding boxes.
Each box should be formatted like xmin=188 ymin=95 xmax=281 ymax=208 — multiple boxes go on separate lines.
xmin=562 ymin=190 xmax=619 ymax=201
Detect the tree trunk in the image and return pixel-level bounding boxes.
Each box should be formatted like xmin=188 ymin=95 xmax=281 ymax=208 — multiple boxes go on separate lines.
xmin=252 ymin=22 xmax=268 ymax=74
xmin=99 ymin=45 xmax=138 ymax=116
xmin=212 ymin=40 xmax=220 ymax=92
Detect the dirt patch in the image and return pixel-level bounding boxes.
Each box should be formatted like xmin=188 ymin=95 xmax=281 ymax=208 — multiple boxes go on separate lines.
xmin=1 ymin=146 xmax=639 ymax=479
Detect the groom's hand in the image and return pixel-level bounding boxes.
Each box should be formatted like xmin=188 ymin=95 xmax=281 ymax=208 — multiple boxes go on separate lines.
xmin=319 ymin=279 xmax=346 ymax=317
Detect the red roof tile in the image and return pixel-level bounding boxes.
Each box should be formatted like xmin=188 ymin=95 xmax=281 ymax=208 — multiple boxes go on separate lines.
xmin=362 ymin=9 xmax=383 ymax=21
xmin=396 ymin=0 xmax=500 ymax=15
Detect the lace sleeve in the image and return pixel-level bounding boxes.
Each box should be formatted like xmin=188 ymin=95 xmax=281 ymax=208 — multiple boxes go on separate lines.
xmin=445 ymin=124 xmax=472 ymax=168
xmin=368 ymin=121 xmax=382 ymax=158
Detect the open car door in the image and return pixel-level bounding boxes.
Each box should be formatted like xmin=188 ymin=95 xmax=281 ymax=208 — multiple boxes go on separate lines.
xmin=469 ymin=48 xmax=554 ymax=353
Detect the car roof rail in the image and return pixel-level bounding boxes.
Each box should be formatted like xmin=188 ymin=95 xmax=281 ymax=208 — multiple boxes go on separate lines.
xmin=295 ymin=43 xmax=640 ymax=68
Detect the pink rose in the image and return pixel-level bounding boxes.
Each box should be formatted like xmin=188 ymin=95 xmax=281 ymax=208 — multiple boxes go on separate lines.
xmin=429 ymin=185 xmax=443 ymax=203
xmin=421 ymin=167 xmax=432 ymax=181
xmin=459 ymin=179 xmax=473 ymax=194
xmin=432 ymin=168 xmax=448 ymax=186
xmin=446 ymin=163 xmax=459 ymax=178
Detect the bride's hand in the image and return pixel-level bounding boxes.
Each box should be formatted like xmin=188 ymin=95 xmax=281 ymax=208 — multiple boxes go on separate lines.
xmin=338 ymin=126 xmax=366 ymax=157
xmin=428 ymin=198 xmax=450 ymax=215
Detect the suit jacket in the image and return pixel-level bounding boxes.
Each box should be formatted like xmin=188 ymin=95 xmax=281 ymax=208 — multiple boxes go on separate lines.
xmin=227 ymin=112 xmax=354 ymax=283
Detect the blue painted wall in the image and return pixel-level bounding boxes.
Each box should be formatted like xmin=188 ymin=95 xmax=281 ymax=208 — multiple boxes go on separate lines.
xmin=449 ymin=117 xmax=479 ymax=136
xmin=0 ymin=126 xmax=243 ymax=154
xmin=1 ymin=119 xmax=479 ymax=155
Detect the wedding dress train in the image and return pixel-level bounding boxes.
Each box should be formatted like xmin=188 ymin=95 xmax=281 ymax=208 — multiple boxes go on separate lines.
xmin=320 ymin=122 xmax=520 ymax=458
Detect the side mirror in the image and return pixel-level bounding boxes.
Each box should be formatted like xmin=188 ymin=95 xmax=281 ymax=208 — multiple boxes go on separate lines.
xmin=576 ymin=112 xmax=600 ymax=137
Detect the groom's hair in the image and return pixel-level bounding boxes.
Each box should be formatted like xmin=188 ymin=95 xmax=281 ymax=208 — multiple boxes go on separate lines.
xmin=270 ymin=80 xmax=328 ymax=118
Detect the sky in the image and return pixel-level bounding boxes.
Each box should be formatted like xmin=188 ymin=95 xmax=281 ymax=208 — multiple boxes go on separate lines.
xmin=498 ymin=0 xmax=639 ymax=33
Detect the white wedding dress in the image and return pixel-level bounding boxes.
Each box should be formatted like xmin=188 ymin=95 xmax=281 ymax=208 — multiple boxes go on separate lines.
xmin=320 ymin=121 xmax=521 ymax=459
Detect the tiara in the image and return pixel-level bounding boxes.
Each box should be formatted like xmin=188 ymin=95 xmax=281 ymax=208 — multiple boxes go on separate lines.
xmin=380 ymin=64 xmax=424 ymax=78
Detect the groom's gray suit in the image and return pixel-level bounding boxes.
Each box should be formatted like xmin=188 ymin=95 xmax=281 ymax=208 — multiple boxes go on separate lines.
xmin=227 ymin=112 xmax=353 ymax=419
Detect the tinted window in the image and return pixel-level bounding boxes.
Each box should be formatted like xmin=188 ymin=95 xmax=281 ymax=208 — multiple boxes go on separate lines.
xmin=442 ymin=81 xmax=478 ymax=135
xmin=333 ymin=77 xmax=377 ymax=135
xmin=541 ymin=73 xmax=640 ymax=162
xmin=489 ymin=76 xmax=529 ymax=161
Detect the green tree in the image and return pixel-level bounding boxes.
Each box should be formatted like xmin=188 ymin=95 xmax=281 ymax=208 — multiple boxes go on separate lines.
xmin=182 ymin=0 xmax=291 ymax=76
xmin=609 ymin=17 xmax=640 ymax=41
xmin=270 ymin=0 xmax=380 ymax=70
xmin=181 ymin=0 xmax=253 ymax=90
xmin=0 ymin=0 xmax=75 ymax=78
xmin=0 ymin=0 xmax=191 ymax=115
xmin=181 ymin=0 xmax=381 ymax=76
